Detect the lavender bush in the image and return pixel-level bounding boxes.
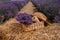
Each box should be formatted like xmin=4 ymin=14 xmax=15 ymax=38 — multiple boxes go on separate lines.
xmin=0 ymin=0 xmax=29 ymax=24
xmin=31 ymin=0 xmax=60 ymax=23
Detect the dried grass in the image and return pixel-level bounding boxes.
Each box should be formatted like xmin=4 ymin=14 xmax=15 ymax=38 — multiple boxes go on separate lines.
xmin=0 ymin=18 xmax=60 ymax=40
xmin=0 ymin=1 xmax=60 ymax=40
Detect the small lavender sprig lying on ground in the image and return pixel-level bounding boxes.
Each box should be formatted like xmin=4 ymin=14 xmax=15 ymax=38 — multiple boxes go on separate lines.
xmin=16 ymin=13 xmax=33 ymax=25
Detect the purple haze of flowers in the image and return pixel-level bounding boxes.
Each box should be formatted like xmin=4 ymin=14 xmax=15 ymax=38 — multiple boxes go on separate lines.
xmin=0 ymin=0 xmax=29 ymax=24
xmin=16 ymin=13 xmax=33 ymax=25
xmin=54 ymin=15 xmax=60 ymax=23
xmin=10 ymin=0 xmax=29 ymax=10
xmin=31 ymin=0 xmax=60 ymax=23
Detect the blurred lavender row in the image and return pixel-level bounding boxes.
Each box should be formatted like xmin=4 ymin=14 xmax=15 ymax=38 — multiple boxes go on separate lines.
xmin=0 ymin=0 xmax=29 ymax=24
xmin=31 ymin=0 xmax=60 ymax=23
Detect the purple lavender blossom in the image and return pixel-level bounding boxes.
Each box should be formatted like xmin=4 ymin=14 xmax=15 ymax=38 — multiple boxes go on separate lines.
xmin=16 ymin=13 xmax=33 ymax=25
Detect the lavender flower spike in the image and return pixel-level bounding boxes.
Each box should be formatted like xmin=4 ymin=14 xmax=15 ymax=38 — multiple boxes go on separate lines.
xmin=16 ymin=13 xmax=33 ymax=25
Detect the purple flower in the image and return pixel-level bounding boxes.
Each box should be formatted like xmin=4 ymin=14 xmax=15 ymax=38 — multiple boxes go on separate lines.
xmin=16 ymin=13 xmax=33 ymax=25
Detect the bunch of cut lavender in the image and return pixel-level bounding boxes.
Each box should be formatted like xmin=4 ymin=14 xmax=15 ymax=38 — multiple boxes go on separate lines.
xmin=16 ymin=13 xmax=33 ymax=25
